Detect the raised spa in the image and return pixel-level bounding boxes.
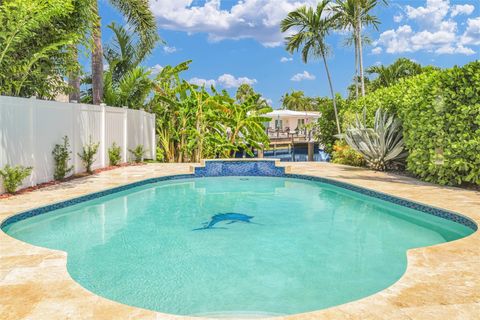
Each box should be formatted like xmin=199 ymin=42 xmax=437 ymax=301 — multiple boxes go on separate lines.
xmin=2 ymin=162 xmax=476 ymax=317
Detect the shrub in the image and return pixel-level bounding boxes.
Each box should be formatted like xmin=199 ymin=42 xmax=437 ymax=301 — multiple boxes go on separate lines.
xmin=0 ymin=165 xmax=33 ymax=194
xmin=338 ymin=108 xmax=407 ymax=171
xmin=78 ymin=137 xmax=100 ymax=174
xmin=343 ymin=61 xmax=480 ymax=185
xmin=129 ymin=145 xmax=146 ymax=163
xmin=313 ymin=95 xmax=344 ymax=154
xmin=108 ymin=143 xmax=122 ymax=166
xmin=52 ymin=136 xmax=73 ymax=180
xmin=331 ymin=140 xmax=365 ymax=167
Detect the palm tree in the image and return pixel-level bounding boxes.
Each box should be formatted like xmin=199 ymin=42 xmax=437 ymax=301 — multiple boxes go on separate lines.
xmin=333 ymin=0 xmax=386 ymax=98
xmin=367 ymin=58 xmax=424 ymax=90
xmin=89 ymin=0 xmax=159 ymax=104
xmin=281 ymin=90 xmax=309 ymax=111
xmin=83 ymin=23 xmax=154 ymax=108
xmin=281 ymin=0 xmax=341 ymax=135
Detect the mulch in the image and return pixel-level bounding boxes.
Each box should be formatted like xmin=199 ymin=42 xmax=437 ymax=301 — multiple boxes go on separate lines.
xmin=0 ymin=162 xmax=146 ymax=199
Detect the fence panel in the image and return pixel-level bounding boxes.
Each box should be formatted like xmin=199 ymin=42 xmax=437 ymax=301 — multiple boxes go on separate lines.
xmin=105 ymin=106 xmax=127 ymax=163
xmin=0 ymin=96 xmax=155 ymax=193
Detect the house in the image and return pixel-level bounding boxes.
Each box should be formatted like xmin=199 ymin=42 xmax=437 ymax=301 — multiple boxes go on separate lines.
xmin=265 ymin=109 xmax=320 ymax=138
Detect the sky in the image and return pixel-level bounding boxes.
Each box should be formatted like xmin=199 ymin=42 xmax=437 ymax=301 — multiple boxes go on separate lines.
xmin=97 ymin=0 xmax=480 ymax=108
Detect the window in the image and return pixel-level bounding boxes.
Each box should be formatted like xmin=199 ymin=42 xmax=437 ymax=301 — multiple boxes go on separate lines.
xmin=297 ymin=119 xmax=305 ymax=128
xmin=275 ymin=119 xmax=283 ymax=129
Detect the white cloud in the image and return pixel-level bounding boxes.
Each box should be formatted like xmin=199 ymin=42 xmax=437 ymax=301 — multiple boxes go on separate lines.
xmin=189 ymin=74 xmax=257 ymax=88
xmin=149 ymin=0 xmax=319 ymax=47
xmin=371 ymin=47 xmax=383 ymax=54
xmin=393 ymin=14 xmax=403 ymax=23
xmin=218 ymin=74 xmax=257 ymax=88
xmin=280 ymin=56 xmax=293 ymax=63
xmin=436 ymin=44 xmax=475 ymax=55
xmin=451 ymin=4 xmax=475 ymax=17
xmin=291 ymin=71 xmax=315 ymax=82
xmin=189 ymin=77 xmax=216 ymax=87
xmin=461 ymin=17 xmax=480 ymax=46
xmin=405 ymin=0 xmax=450 ymax=27
xmin=163 ymin=46 xmax=177 ymax=54
xmin=375 ymin=0 xmax=478 ymax=56
xmin=150 ymin=64 xmax=163 ymax=75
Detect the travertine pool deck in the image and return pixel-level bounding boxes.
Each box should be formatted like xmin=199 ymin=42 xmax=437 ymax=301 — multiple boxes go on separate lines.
xmin=1 ymin=162 xmax=479 ymax=319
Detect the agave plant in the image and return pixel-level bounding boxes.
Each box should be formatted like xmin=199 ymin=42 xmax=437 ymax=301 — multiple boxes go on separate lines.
xmin=337 ymin=108 xmax=407 ymax=171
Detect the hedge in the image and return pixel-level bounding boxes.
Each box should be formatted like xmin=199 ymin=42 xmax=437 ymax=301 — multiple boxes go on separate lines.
xmin=343 ymin=61 xmax=480 ymax=186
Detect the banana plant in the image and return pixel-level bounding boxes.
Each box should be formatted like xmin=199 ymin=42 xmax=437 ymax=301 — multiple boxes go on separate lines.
xmin=337 ymin=108 xmax=407 ymax=171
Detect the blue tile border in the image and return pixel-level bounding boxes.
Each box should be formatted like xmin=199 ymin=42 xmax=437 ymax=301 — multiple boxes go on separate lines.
xmin=195 ymin=160 xmax=285 ymax=177
xmin=1 ymin=161 xmax=477 ymax=232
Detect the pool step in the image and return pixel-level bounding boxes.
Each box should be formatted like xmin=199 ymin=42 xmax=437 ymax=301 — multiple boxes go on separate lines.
xmin=191 ymin=311 xmax=285 ymax=319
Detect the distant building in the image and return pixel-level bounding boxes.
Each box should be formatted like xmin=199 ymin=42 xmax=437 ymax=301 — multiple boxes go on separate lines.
xmin=265 ymin=109 xmax=320 ymax=137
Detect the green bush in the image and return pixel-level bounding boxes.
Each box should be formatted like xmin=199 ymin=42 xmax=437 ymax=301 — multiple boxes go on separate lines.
xmin=0 ymin=165 xmax=33 ymax=194
xmin=78 ymin=137 xmax=100 ymax=174
xmin=108 ymin=143 xmax=122 ymax=166
xmin=343 ymin=61 xmax=480 ymax=186
xmin=129 ymin=145 xmax=146 ymax=163
xmin=52 ymin=136 xmax=73 ymax=180
xmin=313 ymin=95 xmax=344 ymax=154
xmin=331 ymin=140 xmax=365 ymax=167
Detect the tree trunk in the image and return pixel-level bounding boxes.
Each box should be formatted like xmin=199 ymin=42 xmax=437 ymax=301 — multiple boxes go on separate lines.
xmin=354 ymin=31 xmax=359 ymax=101
xmin=68 ymin=45 xmax=81 ymax=102
xmin=357 ymin=14 xmax=365 ymax=97
xmin=322 ymin=55 xmax=341 ymax=135
xmin=91 ymin=1 xmax=104 ymax=105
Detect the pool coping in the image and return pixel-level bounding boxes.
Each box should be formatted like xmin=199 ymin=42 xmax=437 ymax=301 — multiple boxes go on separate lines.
xmin=1 ymin=161 xmax=479 ymax=319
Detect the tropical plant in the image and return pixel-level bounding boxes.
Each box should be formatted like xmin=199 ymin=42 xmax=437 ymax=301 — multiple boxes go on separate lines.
xmin=338 ymin=108 xmax=407 ymax=171
xmin=151 ymin=61 xmax=271 ymax=163
xmin=313 ymin=95 xmax=344 ymax=154
xmin=129 ymin=145 xmax=146 ymax=163
xmin=52 ymin=136 xmax=73 ymax=180
xmin=89 ymin=0 xmax=159 ymax=104
xmin=367 ymin=58 xmax=428 ymax=91
xmin=82 ymin=23 xmax=154 ymax=108
xmin=108 ymin=143 xmax=122 ymax=166
xmin=332 ymin=0 xmax=387 ymax=98
xmin=331 ymin=140 xmax=365 ymax=167
xmin=78 ymin=137 xmax=100 ymax=174
xmin=281 ymin=91 xmax=309 ymax=111
xmin=0 ymin=0 xmax=91 ymax=98
xmin=281 ymin=0 xmax=341 ymax=135
xmin=236 ymin=84 xmax=256 ymax=103
xmin=0 ymin=165 xmax=33 ymax=194
xmin=218 ymin=95 xmax=271 ymax=158
xmin=235 ymin=84 xmax=270 ymax=109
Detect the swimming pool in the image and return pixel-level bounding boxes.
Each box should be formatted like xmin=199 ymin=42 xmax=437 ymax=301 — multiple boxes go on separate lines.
xmin=2 ymin=162 xmax=476 ymax=317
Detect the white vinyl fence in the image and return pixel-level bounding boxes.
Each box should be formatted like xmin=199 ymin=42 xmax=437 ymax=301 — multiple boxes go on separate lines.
xmin=0 ymin=96 xmax=156 ymax=193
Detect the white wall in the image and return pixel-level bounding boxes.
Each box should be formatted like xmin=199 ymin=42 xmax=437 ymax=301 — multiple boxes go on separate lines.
xmin=0 ymin=96 xmax=156 ymax=193
xmin=267 ymin=116 xmax=319 ymax=130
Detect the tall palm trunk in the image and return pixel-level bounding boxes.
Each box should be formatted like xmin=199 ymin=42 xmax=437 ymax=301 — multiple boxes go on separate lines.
xmin=321 ymin=54 xmax=341 ymax=135
xmin=68 ymin=45 xmax=81 ymax=102
xmin=357 ymin=14 xmax=365 ymax=97
xmin=354 ymin=32 xmax=359 ymax=101
xmin=91 ymin=1 xmax=104 ymax=105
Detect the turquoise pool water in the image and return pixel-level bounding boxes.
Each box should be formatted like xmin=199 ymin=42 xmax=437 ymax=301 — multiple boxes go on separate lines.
xmin=3 ymin=177 xmax=474 ymax=316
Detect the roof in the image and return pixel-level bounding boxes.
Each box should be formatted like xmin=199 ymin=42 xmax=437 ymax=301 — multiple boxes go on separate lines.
xmin=266 ymin=109 xmax=320 ymax=118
